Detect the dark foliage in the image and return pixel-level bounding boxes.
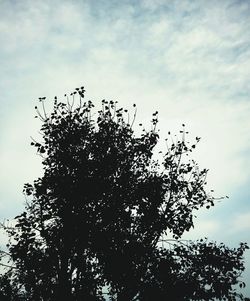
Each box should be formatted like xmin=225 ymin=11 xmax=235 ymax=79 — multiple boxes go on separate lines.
xmin=0 ymin=87 xmax=248 ymax=300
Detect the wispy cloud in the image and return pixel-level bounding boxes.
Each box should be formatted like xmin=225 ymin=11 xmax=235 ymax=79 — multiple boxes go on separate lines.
xmin=231 ymin=212 xmax=250 ymax=233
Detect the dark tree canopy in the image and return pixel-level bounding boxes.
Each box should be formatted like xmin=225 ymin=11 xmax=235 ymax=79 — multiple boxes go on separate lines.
xmin=0 ymin=87 xmax=249 ymax=300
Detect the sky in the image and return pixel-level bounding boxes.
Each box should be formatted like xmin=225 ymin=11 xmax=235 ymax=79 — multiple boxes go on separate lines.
xmin=0 ymin=0 xmax=250 ymax=297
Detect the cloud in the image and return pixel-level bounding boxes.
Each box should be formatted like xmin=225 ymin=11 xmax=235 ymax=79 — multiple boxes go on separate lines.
xmin=231 ymin=212 xmax=250 ymax=233
xmin=0 ymin=0 xmax=249 ymax=216
xmin=183 ymin=219 xmax=221 ymax=240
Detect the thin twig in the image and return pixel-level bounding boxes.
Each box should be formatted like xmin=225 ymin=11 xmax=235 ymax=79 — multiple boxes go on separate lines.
xmin=131 ymin=106 xmax=137 ymax=128
xmin=0 ymin=262 xmax=17 ymax=270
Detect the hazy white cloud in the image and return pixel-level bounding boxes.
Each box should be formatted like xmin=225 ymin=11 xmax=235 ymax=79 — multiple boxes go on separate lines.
xmin=0 ymin=0 xmax=249 ymax=215
xmin=183 ymin=219 xmax=221 ymax=240
xmin=232 ymin=212 xmax=250 ymax=233
xmin=0 ymin=0 xmax=249 ymax=213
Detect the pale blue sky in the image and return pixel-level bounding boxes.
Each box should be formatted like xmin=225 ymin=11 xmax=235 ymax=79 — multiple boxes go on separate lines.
xmin=0 ymin=0 xmax=250 ymax=296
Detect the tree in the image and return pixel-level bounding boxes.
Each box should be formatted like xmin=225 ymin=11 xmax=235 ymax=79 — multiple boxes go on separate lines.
xmin=0 ymin=87 xmax=249 ymax=300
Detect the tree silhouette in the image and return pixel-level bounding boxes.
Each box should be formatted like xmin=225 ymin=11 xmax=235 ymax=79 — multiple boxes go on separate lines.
xmin=0 ymin=87 xmax=249 ymax=300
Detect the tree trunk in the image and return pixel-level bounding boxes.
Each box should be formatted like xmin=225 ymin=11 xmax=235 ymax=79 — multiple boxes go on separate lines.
xmin=55 ymin=252 xmax=73 ymax=301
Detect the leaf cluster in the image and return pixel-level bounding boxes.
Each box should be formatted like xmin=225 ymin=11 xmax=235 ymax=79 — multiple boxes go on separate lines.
xmin=0 ymin=88 xmax=248 ymax=300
